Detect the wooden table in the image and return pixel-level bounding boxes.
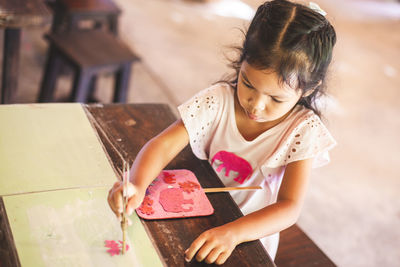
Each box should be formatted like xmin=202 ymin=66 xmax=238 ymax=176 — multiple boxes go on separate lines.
xmin=0 ymin=0 xmax=52 ymax=104
xmin=0 ymin=103 xmax=336 ymax=266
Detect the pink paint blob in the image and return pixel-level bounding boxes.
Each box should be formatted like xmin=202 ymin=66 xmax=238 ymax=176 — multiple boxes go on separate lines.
xmin=211 ymin=151 xmax=253 ymax=184
xmin=138 ymin=196 xmax=155 ymax=215
xmin=105 ymin=240 xmax=129 ymax=256
xmin=138 ymin=204 xmax=154 ymax=215
xmin=159 ymin=188 xmax=194 ymax=213
xmin=179 ymin=181 xmax=200 ymax=193
xmin=162 ymin=171 xmax=176 ymax=184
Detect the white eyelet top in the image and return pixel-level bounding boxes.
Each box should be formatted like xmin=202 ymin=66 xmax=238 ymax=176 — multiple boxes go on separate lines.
xmin=178 ymin=83 xmax=336 ymax=215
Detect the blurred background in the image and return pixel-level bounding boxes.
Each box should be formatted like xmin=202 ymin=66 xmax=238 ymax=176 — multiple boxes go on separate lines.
xmin=1 ymin=0 xmax=399 ymax=266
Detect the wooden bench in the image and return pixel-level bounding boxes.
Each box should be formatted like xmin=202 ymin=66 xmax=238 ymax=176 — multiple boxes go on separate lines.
xmin=38 ymin=30 xmax=140 ymax=103
xmin=276 ymin=225 xmax=336 ymax=266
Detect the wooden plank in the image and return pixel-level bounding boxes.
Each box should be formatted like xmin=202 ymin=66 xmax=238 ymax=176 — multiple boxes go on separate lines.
xmin=0 ymin=198 xmax=21 ymax=267
xmin=46 ymin=30 xmax=139 ymax=69
xmin=86 ymin=103 xmax=275 ymax=267
xmin=275 ymin=225 xmax=336 ymax=266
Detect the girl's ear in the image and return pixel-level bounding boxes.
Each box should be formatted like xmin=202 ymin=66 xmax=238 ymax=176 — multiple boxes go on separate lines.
xmin=303 ymin=80 xmax=322 ymax=97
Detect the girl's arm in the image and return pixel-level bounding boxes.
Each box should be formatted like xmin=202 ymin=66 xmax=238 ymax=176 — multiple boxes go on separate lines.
xmin=185 ymin=158 xmax=314 ymax=265
xmin=108 ymin=119 xmax=189 ymax=218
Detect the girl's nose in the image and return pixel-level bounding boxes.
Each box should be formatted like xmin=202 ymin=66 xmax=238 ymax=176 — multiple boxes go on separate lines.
xmin=249 ymin=94 xmax=266 ymax=112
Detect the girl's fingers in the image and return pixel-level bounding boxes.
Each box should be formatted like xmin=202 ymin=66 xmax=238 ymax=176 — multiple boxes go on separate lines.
xmin=107 ymin=181 xmax=141 ymax=221
xmin=116 ymin=213 xmax=122 ymax=222
xmin=185 ymin=236 xmax=207 ymax=262
xmin=125 ymin=183 xmax=136 ymax=198
xmin=126 ymin=197 xmax=138 ymax=215
xmin=215 ymin=252 xmax=230 ymax=265
xmin=110 ymin=181 xmax=120 ymax=190
xmin=195 ymin=241 xmax=214 ymax=262
xmin=125 ymin=184 xmax=139 ymax=215
xmin=107 ymin=182 xmax=121 ymax=214
xmin=110 ymin=183 xmax=123 ymax=214
xmin=205 ymin=248 xmax=223 ymax=264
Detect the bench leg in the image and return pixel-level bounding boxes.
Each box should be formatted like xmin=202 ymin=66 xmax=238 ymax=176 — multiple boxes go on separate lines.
xmin=108 ymin=15 xmax=119 ymax=35
xmin=87 ymin=75 xmax=98 ymax=102
xmin=38 ymin=46 xmax=62 ymax=102
xmin=50 ymin=3 xmax=66 ymax=33
xmin=67 ymin=14 xmax=81 ymax=32
xmin=114 ymin=63 xmax=132 ymax=103
xmin=1 ymin=28 xmax=21 ymax=104
xmin=70 ymin=69 xmax=92 ymax=103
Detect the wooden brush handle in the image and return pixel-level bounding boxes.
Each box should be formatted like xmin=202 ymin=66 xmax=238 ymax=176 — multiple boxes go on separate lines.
xmin=203 ymin=186 xmax=262 ymax=193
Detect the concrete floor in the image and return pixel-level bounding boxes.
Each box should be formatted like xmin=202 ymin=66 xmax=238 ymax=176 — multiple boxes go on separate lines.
xmin=2 ymin=0 xmax=399 ymax=266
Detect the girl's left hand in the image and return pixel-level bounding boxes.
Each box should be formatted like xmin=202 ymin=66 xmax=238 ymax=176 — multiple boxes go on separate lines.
xmin=184 ymin=225 xmax=239 ymax=265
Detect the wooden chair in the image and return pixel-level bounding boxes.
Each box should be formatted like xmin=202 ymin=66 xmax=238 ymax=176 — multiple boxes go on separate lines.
xmin=38 ymin=30 xmax=140 ymax=103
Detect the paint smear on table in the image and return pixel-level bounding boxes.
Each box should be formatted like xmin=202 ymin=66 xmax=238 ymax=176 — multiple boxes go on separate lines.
xmin=3 ymin=187 xmax=163 ymax=267
xmin=104 ymin=240 xmax=130 ymax=256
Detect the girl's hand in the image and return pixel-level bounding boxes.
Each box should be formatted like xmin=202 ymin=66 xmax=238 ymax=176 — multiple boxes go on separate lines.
xmin=185 ymin=225 xmax=239 ymax=265
xmin=107 ymin=180 xmax=144 ymax=221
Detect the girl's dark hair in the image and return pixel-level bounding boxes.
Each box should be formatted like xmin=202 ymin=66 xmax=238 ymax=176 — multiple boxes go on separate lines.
xmin=225 ymin=0 xmax=336 ymax=117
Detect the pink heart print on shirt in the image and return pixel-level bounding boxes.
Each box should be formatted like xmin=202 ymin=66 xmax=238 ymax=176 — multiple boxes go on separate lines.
xmin=211 ymin=150 xmax=253 ymax=184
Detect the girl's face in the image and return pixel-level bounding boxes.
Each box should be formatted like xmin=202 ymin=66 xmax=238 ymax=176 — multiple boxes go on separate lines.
xmin=236 ymin=61 xmax=303 ymax=123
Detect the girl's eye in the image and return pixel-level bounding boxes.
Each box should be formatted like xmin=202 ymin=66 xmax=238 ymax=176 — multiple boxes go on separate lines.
xmin=271 ymin=97 xmax=283 ymax=103
xmin=243 ymin=80 xmax=254 ymax=89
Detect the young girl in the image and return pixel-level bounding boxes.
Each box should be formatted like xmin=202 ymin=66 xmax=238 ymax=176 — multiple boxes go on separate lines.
xmin=108 ymin=0 xmax=336 ymax=264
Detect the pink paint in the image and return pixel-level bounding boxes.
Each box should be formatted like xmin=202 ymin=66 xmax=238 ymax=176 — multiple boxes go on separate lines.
xmin=138 ymin=196 xmax=155 ymax=215
xmin=105 ymin=240 xmax=129 ymax=256
xmin=135 ymin=169 xmax=214 ymax=219
xmin=162 ymin=171 xmax=176 ymax=184
xmin=211 ymin=150 xmax=253 ymax=184
xmin=159 ymin=188 xmax=193 ymax=213
xmin=138 ymin=204 xmax=154 ymax=215
xmin=179 ymin=181 xmax=200 ymax=193
xmin=142 ymin=196 xmax=153 ymax=206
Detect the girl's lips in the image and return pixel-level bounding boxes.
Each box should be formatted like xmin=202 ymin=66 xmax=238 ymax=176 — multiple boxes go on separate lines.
xmin=248 ymin=113 xmax=259 ymax=120
xmin=245 ymin=109 xmax=269 ymax=122
xmin=245 ymin=110 xmax=260 ymax=120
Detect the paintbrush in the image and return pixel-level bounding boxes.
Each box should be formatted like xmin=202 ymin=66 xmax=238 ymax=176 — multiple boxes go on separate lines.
xmin=121 ymin=161 xmax=129 ymax=254
xmin=203 ymin=186 xmax=262 ymax=193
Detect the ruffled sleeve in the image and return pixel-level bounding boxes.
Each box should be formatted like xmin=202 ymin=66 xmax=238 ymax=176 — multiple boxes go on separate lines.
xmin=263 ymin=114 xmax=336 ymax=168
xmin=177 ymin=84 xmax=224 ymax=160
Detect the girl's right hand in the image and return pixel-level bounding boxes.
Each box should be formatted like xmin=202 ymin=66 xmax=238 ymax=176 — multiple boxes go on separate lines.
xmin=107 ymin=181 xmax=145 ymax=221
